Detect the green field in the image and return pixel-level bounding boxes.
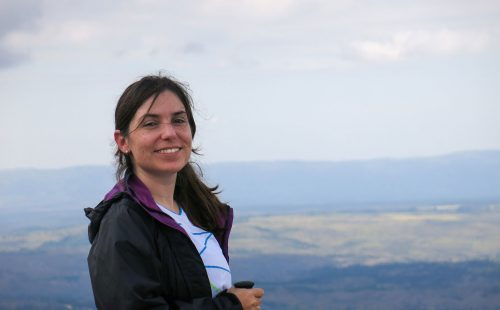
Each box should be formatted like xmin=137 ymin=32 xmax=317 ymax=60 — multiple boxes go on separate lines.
xmin=2 ymin=204 xmax=500 ymax=268
xmin=230 ymin=205 xmax=500 ymax=266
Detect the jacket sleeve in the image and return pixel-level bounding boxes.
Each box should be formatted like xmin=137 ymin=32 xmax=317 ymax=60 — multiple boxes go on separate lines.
xmin=87 ymin=200 xmax=242 ymax=310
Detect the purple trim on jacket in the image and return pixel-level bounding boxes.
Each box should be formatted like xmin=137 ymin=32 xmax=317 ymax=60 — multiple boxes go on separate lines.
xmin=103 ymin=172 xmax=232 ymax=261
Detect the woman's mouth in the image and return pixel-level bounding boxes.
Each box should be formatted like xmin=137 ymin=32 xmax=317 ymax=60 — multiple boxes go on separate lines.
xmin=155 ymin=147 xmax=181 ymax=154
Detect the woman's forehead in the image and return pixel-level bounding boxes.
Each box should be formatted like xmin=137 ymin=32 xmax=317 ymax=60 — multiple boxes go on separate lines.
xmin=137 ymin=91 xmax=186 ymax=116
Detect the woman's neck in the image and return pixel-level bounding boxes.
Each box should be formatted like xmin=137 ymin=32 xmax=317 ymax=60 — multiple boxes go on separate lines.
xmin=134 ymin=169 xmax=179 ymax=213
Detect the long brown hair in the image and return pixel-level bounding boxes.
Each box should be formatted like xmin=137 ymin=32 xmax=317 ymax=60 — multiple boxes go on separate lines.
xmin=114 ymin=74 xmax=226 ymax=231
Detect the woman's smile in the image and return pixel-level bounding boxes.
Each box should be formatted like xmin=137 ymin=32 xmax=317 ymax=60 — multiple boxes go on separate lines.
xmin=155 ymin=147 xmax=182 ymax=154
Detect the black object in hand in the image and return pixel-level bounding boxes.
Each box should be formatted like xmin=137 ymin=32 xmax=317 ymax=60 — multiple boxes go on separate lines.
xmin=234 ymin=281 xmax=255 ymax=289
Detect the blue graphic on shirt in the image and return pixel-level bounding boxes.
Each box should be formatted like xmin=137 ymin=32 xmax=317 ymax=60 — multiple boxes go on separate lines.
xmin=156 ymin=204 xmax=232 ymax=297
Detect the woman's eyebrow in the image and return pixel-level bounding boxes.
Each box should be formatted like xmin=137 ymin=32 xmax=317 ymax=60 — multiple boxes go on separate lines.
xmin=138 ymin=114 xmax=160 ymax=123
xmin=139 ymin=111 xmax=187 ymax=121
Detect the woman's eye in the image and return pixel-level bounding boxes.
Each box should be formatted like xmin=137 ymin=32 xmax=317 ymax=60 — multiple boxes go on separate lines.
xmin=142 ymin=121 xmax=158 ymax=127
xmin=173 ymin=118 xmax=187 ymax=125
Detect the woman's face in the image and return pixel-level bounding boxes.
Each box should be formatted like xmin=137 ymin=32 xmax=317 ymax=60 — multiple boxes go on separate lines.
xmin=115 ymin=90 xmax=193 ymax=179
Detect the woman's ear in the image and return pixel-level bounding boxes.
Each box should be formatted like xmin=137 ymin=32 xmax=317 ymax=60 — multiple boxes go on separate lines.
xmin=114 ymin=130 xmax=130 ymax=154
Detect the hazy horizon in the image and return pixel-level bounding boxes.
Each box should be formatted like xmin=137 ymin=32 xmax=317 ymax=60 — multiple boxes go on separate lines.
xmin=1 ymin=147 xmax=499 ymax=171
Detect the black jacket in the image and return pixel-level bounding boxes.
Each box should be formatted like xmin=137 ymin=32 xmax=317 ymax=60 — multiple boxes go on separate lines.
xmin=85 ymin=174 xmax=241 ymax=310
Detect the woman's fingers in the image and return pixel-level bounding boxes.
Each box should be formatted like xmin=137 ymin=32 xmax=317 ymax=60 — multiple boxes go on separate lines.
xmin=228 ymin=287 xmax=265 ymax=310
xmin=250 ymin=288 xmax=264 ymax=309
xmin=253 ymin=288 xmax=265 ymax=298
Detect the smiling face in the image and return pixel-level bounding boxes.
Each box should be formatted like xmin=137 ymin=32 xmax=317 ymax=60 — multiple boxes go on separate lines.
xmin=115 ymin=90 xmax=193 ymax=179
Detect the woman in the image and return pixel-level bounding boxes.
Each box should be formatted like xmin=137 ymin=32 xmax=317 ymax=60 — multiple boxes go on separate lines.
xmin=85 ymin=74 xmax=264 ymax=309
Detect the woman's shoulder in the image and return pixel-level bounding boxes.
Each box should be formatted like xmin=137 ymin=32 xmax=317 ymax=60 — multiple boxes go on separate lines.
xmin=87 ymin=192 xmax=138 ymax=221
xmin=102 ymin=194 xmax=154 ymax=228
xmin=87 ymin=192 xmax=155 ymax=244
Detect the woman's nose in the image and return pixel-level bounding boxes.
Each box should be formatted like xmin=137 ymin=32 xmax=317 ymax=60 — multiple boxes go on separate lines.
xmin=160 ymin=122 xmax=177 ymax=139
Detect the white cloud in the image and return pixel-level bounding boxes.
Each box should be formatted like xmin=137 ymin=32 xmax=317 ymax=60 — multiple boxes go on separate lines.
xmin=351 ymin=29 xmax=491 ymax=62
xmin=1 ymin=0 xmax=498 ymax=70
xmin=199 ymin=0 xmax=297 ymax=20
xmin=0 ymin=0 xmax=42 ymax=67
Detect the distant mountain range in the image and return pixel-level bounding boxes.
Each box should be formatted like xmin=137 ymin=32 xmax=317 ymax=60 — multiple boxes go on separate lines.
xmin=1 ymin=150 xmax=499 ymax=230
xmin=205 ymin=150 xmax=500 ymax=210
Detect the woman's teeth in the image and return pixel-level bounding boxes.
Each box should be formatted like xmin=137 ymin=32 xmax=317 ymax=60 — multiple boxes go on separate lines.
xmin=157 ymin=148 xmax=180 ymax=153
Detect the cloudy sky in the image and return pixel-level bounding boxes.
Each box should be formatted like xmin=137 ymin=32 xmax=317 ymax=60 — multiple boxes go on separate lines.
xmin=0 ymin=0 xmax=499 ymax=169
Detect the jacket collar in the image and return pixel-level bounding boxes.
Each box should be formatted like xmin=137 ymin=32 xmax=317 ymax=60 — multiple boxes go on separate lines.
xmin=104 ymin=171 xmax=187 ymax=236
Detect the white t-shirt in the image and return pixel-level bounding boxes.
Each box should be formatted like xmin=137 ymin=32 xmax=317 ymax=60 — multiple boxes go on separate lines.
xmin=157 ymin=204 xmax=232 ymax=297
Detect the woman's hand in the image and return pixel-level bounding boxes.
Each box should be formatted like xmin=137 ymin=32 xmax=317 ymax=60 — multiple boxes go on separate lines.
xmin=227 ymin=287 xmax=265 ymax=309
